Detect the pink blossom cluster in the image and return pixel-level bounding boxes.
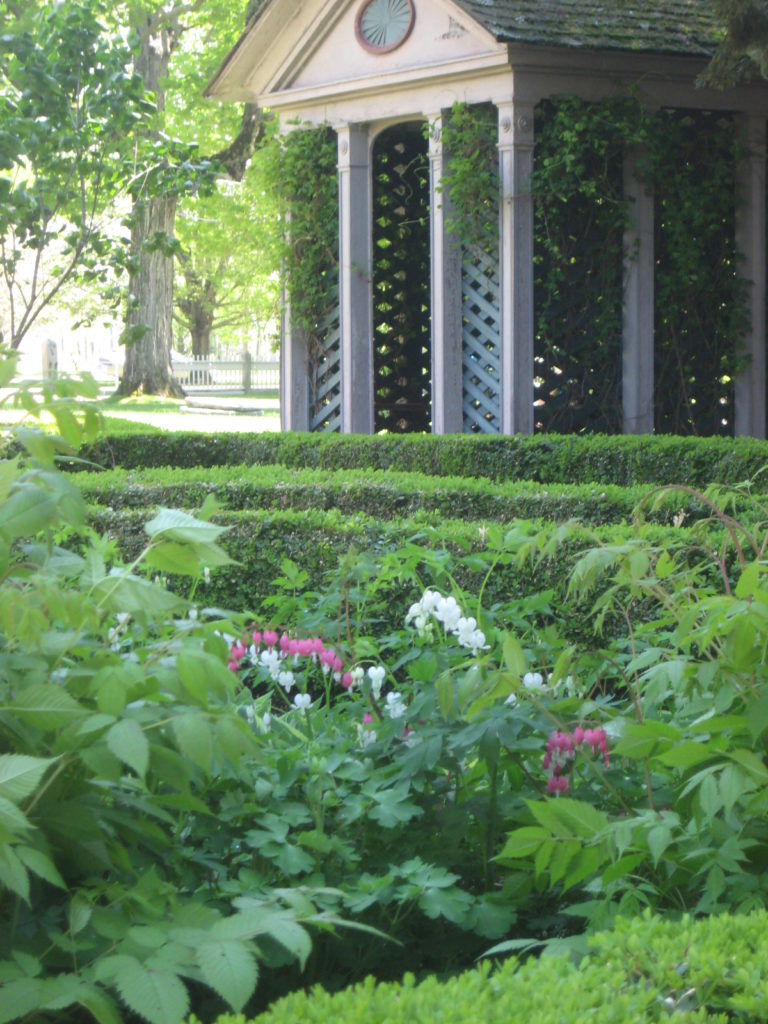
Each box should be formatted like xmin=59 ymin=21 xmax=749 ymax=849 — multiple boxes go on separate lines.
xmin=228 ymin=629 xmax=355 ymax=690
xmin=543 ymin=726 xmax=610 ymax=796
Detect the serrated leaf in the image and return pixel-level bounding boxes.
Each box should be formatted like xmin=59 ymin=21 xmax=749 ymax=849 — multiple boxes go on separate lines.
xmin=172 ymin=713 xmax=213 ymax=772
xmin=0 ymin=845 xmax=29 ymax=903
xmin=0 ymin=977 xmax=45 ymax=1024
xmin=145 ymin=508 xmax=227 ymax=544
xmin=495 ymin=826 xmax=549 ymax=861
xmin=198 ymin=941 xmax=258 ymax=1012
xmin=211 ymin=910 xmax=312 ymax=967
xmin=70 ymin=894 xmax=92 ymax=935
xmin=0 ymin=485 xmax=57 ymax=540
xmin=0 ymin=795 xmax=32 ymax=833
xmin=16 ymin=846 xmax=66 ymax=889
xmin=0 ymin=754 xmax=56 ymax=804
xmin=145 ymin=541 xmax=204 ymax=577
xmin=107 ymin=720 xmax=149 ymax=779
xmin=10 ymin=685 xmax=86 ymax=730
xmin=114 ymin=961 xmax=189 ymax=1024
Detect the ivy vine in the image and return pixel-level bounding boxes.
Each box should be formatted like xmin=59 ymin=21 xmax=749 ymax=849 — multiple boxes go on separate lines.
xmin=262 ymin=123 xmax=339 ymax=420
xmin=440 ymin=96 xmax=749 ymax=436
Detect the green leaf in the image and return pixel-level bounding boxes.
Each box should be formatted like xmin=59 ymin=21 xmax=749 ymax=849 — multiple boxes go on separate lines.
xmin=107 ymin=720 xmax=149 ymax=779
xmin=612 ymin=721 xmax=680 ymax=759
xmin=735 ymin=561 xmax=760 ymax=599
xmin=528 ymin=798 xmax=609 ymax=840
xmin=92 ymin=572 xmax=187 ymax=617
xmin=0 ymin=754 xmax=56 ymax=804
xmin=698 ymin=773 xmax=721 ymax=820
xmin=502 ymin=634 xmax=526 ymax=677
xmin=212 ymin=910 xmax=312 ymax=968
xmin=15 ymin=846 xmax=66 ymax=889
xmin=145 ymin=541 xmax=205 ymax=577
xmin=0 ymin=845 xmax=30 ymax=903
xmin=728 ymin=748 xmax=768 ymax=784
xmin=69 ymin=894 xmax=92 ymax=935
xmin=0 ymin=795 xmax=33 ymax=833
xmin=0 ymin=485 xmax=57 ymax=540
xmin=145 ymin=508 xmax=227 ymax=544
xmin=10 ymin=685 xmax=86 ymax=730
xmin=198 ymin=941 xmax=258 ymax=1012
xmin=114 ymin=961 xmax=190 ymax=1024
xmin=655 ymin=741 xmax=714 ymax=769
xmin=172 ymin=714 xmax=213 ymax=773
xmin=647 ymin=824 xmax=672 ymax=865
xmin=0 ymin=458 xmax=20 ymax=505
xmin=601 ymin=852 xmax=646 ymax=886
xmin=0 ymin=977 xmax=45 ymax=1024
xmin=495 ymin=826 xmax=549 ymax=860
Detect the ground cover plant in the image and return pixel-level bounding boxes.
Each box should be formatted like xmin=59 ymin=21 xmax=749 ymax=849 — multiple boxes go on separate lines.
xmin=4 ymin=359 xmax=768 ymax=1022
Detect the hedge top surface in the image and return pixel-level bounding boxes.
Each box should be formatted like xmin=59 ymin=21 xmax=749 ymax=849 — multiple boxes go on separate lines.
xmin=202 ymin=909 xmax=768 ymax=1023
xmin=79 ymin=431 xmax=768 ymax=489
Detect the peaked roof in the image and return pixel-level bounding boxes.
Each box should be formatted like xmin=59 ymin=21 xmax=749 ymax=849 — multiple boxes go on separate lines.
xmin=453 ymin=0 xmax=721 ymax=58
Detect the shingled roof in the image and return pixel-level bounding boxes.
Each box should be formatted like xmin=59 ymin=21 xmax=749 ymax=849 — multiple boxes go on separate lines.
xmin=453 ymin=0 xmax=722 ymax=58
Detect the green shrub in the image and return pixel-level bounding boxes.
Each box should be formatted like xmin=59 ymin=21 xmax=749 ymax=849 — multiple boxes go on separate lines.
xmin=73 ymin=463 xmax=724 ymax=526
xmin=90 ymin=504 xmax=703 ymax=644
xmin=200 ymin=907 xmax=768 ymax=1024
xmin=76 ymin=430 xmax=768 ymax=488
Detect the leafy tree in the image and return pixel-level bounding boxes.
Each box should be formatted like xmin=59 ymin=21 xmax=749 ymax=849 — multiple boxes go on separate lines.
xmin=703 ymin=0 xmax=768 ymax=86
xmin=174 ymin=160 xmax=280 ymax=358
xmin=0 ymin=0 xmax=151 ymax=349
xmin=117 ymin=0 xmax=269 ymax=396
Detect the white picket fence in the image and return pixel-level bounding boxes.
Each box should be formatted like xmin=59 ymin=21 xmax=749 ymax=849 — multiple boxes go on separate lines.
xmin=171 ymin=354 xmax=279 ymax=393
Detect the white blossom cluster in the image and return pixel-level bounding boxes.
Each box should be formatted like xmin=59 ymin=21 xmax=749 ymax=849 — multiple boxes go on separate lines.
xmin=405 ymin=590 xmax=489 ymax=656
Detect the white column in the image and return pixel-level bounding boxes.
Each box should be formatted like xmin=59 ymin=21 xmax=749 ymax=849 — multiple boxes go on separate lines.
xmin=497 ymin=101 xmax=535 ymax=435
xmin=735 ymin=113 xmax=767 ymax=439
xmin=279 ymin=262 xmax=310 ymax=432
xmin=338 ymin=124 xmax=374 ymax=435
xmin=622 ymin=149 xmax=655 ymax=434
xmin=428 ymin=113 xmax=464 ymax=434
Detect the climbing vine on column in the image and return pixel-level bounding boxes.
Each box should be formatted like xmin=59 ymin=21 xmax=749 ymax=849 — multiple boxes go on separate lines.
xmin=440 ymin=96 xmax=748 ymax=436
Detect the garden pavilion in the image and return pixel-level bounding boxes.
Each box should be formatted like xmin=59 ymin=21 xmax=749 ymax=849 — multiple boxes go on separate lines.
xmin=207 ymin=0 xmax=768 ymax=438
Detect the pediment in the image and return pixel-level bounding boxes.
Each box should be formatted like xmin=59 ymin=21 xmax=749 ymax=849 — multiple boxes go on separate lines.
xmin=208 ymin=0 xmax=507 ymax=106
xmin=287 ymin=0 xmax=503 ymax=94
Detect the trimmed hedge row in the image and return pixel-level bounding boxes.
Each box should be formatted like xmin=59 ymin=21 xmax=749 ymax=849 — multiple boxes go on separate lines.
xmin=78 ymin=430 xmax=768 ymax=487
xmin=94 ymin=505 xmax=700 ymax=643
xmin=73 ymin=463 xmax=717 ymax=526
xmin=201 ymin=909 xmax=768 ymax=1023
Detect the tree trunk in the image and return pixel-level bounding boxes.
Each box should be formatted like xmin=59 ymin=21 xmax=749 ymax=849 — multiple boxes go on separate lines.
xmin=119 ymin=194 xmax=183 ymax=395
xmin=190 ymin=300 xmax=215 ymax=358
xmin=118 ymin=9 xmax=182 ymax=397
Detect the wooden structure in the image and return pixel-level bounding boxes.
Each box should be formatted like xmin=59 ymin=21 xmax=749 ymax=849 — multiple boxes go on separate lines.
xmin=207 ymin=0 xmax=768 ymax=437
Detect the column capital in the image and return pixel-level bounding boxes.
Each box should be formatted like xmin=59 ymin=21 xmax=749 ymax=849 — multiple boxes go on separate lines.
xmin=337 ymin=123 xmax=370 ymax=171
xmin=427 ymin=113 xmax=444 ymax=162
xmin=496 ymin=100 xmax=535 ymax=151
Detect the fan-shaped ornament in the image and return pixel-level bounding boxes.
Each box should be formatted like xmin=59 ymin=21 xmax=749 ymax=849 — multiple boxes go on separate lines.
xmin=355 ymin=0 xmax=416 ymax=53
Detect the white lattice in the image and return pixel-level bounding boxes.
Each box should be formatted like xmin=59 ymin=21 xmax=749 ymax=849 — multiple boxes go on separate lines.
xmin=462 ymin=247 xmax=500 ymax=433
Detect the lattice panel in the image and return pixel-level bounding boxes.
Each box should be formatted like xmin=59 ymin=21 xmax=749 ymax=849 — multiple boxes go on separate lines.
xmin=310 ymin=292 xmax=342 ymax=433
xmin=462 ymin=245 xmax=500 ymax=433
xmin=372 ymin=124 xmax=431 ymax=433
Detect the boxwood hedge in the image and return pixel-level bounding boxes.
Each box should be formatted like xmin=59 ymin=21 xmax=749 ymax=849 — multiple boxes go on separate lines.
xmin=73 ymin=464 xmax=719 ymax=527
xmin=198 ymin=909 xmax=768 ymax=1023
xmin=76 ymin=430 xmax=768 ymax=487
